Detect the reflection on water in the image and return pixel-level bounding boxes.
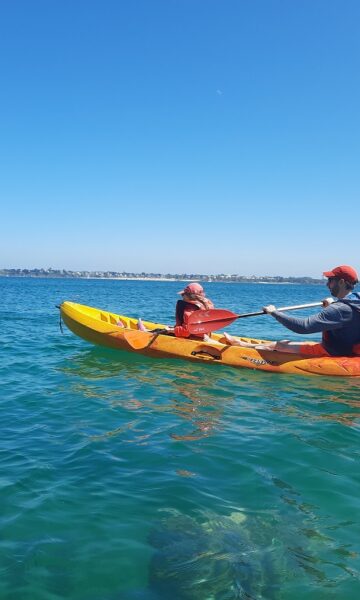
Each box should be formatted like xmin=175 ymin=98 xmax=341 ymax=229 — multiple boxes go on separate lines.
xmin=168 ymin=374 xmax=235 ymax=442
xmin=58 ymin=348 xmax=237 ymax=443
xmin=3 ymin=278 xmax=360 ymax=599
xmin=269 ymin=375 xmax=360 ymax=428
xmin=56 ymin=347 xmax=360 ymax=598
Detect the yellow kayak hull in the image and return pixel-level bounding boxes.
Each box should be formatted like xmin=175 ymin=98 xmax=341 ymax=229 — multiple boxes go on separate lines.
xmin=60 ymin=302 xmax=360 ymax=377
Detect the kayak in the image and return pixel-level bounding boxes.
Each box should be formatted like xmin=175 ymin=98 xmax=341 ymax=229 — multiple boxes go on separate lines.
xmin=60 ymin=301 xmax=360 ymax=377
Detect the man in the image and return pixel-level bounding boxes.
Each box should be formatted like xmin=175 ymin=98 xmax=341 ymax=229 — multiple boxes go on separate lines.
xmin=263 ymin=265 xmax=360 ymax=356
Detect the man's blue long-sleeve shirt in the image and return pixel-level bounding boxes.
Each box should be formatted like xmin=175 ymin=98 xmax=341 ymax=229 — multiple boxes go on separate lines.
xmin=272 ymin=293 xmax=360 ymax=356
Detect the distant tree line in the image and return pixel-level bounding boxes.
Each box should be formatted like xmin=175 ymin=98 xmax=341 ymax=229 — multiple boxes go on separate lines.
xmin=0 ymin=267 xmax=324 ymax=284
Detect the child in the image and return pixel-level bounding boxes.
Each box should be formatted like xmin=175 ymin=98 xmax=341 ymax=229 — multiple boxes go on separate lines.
xmin=173 ymin=282 xmax=214 ymax=339
xmin=134 ymin=282 xmax=217 ymax=341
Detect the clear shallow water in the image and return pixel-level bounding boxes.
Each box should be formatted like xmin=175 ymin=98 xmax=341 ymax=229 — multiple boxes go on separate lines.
xmin=1 ymin=277 xmax=360 ymax=599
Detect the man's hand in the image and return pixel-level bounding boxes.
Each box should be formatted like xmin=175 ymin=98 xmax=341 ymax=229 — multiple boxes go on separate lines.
xmin=322 ymin=297 xmax=334 ymax=308
xmin=263 ymin=304 xmax=276 ymax=314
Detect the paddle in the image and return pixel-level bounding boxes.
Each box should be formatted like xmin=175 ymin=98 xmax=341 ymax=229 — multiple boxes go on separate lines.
xmin=124 ymin=329 xmax=168 ymax=350
xmin=187 ymin=302 xmax=323 ymax=335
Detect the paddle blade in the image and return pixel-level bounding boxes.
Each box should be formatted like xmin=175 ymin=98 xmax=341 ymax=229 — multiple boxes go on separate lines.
xmin=188 ymin=309 xmax=238 ymax=325
xmin=187 ymin=309 xmax=239 ymax=334
xmin=123 ymin=330 xmax=155 ymax=350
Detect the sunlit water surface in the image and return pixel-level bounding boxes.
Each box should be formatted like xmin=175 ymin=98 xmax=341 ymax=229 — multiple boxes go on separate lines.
xmin=1 ymin=278 xmax=360 ymax=599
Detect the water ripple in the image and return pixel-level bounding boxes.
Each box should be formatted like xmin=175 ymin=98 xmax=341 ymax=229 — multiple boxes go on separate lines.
xmin=1 ymin=278 xmax=360 ymax=599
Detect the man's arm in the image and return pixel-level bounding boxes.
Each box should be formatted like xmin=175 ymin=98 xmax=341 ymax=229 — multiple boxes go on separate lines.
xmin=265 ymin=303 xmax=353 ymax=335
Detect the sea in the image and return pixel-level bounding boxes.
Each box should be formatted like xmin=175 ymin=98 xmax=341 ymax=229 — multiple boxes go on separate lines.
xmin=1 ymin=277 xmax=360 ymax=600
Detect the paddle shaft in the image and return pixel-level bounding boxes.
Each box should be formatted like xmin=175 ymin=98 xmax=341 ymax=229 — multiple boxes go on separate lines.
xmin=234 ymin=301 xmax=323 ymax=319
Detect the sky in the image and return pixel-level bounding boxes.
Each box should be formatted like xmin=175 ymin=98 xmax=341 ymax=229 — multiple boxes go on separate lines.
xmin=1 ymin=0 xmax=359 ymax=277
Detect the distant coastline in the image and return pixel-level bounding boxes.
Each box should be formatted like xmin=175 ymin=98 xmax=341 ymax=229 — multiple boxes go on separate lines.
xmin=0 ymin=268 xmax=324 ymax=285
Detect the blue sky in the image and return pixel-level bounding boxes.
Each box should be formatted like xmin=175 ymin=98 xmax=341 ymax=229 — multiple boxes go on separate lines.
xmin=1 ymin=0 xmax=359 ymax=277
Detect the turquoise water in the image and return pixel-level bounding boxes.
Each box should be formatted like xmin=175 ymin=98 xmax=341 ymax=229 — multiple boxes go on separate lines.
xmin=1 ymin=277 xmax=360 ymax=600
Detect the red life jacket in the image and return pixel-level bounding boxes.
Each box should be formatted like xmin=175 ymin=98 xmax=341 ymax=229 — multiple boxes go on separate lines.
xmin=174 ymin=297 xmax=214 ymax=338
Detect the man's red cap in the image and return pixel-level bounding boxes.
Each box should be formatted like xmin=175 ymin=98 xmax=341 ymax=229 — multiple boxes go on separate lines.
xmin=323 ymin=265 xmax=359 ymax=284
xmin=178 ymin=282 xmax=204 ymax=295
